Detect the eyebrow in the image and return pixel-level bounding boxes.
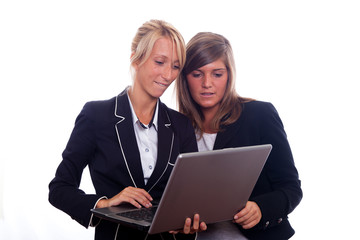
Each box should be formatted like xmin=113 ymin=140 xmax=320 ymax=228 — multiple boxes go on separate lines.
xmin=194 ymin=68 xmax=227 ymax=72
xmin=154 ymin=54 xmax=179 ymax=63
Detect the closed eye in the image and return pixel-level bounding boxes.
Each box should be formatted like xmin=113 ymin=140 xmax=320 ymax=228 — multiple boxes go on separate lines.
xmin=191 ymin=72 xmax=203 ymax=78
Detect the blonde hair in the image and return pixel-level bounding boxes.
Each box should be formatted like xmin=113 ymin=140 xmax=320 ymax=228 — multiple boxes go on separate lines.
xmin=176 ymin=32 xmax=253 ymax=136
xmin=130 ymin=19 xmax=186 ymax=71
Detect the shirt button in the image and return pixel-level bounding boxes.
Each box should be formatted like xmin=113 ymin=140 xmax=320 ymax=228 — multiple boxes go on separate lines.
xmin=145 ymin=148 xmax=149 ymax=152
xmin=265 ymin=221 xmax=270 ymax=228
xmin=149 ymin=165 xmax=153 ymax=170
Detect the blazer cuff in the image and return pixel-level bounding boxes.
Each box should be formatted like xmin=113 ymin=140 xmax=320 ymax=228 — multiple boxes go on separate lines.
xmin=89 ymin=196 xmax=108 ymax=228
xmin=251 ymin=191 xmax=288 ymax=230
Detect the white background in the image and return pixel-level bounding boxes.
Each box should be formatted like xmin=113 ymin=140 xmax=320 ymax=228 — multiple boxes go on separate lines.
xmin=1 ymin=0 xmax=359 ymax=239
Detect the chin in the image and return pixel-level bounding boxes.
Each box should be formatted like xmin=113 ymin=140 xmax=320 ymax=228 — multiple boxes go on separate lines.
xmin=198 ymin=101 xmax=216 ymax=108
xmin=152 ymin=90 xmax=166 ymax=99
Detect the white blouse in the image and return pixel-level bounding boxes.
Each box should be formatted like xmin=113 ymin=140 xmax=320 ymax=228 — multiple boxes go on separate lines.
xmin=196 ymin=131 xmax=217 ymax=152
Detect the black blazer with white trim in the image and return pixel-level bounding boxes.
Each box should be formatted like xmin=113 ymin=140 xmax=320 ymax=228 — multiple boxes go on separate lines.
xmin=49 ymin=88 xmax=198 ymax=240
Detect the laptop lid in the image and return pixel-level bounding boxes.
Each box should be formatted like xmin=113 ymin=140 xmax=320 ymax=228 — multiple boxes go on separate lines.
xmin=91 ymin=144 xmax=272 ymax=234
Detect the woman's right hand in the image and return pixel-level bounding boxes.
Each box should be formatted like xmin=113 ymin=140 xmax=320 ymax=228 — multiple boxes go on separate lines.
xmin=169 ymin=214 xmax=207 ymax=235
xmin=96 ymin=186 xmax=153 ymax=209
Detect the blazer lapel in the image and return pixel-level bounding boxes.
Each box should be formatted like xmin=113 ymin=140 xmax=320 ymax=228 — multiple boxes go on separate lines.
xmin=114 ymin=90 xmax=146 ymax=189
xmin=214 ymin=103 xmax=250 ymax=150
xmin=213 ymin=121 xmax=239 ymax=150
xmin=146 ymin=102 xmax=174 ymax=191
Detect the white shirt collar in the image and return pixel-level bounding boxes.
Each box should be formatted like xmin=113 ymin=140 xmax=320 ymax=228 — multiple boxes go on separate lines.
xmin=127 ymin=93 xmax=159 ymax=131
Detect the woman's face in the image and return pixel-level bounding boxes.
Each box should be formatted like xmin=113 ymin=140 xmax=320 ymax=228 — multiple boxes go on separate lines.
xmin=134 ymin=37 xmax=180 ymax=99
xmin=186 ymin=58 xmax=228 ymax=112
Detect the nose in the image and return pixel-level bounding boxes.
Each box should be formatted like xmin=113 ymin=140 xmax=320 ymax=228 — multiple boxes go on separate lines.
xmin=202 ymin=74 xmax=212 ymax=88
xmin=162 ymin=65 xmax=173 ymax=82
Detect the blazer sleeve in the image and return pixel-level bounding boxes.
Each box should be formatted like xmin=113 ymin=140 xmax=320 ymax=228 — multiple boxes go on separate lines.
xmin=250 ymin=102 xmax=302 ymax=229
xmin=48 ymin=102 xmax=102 ymax=228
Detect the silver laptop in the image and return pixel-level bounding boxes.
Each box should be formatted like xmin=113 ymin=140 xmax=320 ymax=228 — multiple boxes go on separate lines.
xmin=91 ymin=144 xmax=272 ymax=234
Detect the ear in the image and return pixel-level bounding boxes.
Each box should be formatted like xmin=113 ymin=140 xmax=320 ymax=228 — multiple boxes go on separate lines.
xmin=130 ymin=52 xmax=139 ymax=70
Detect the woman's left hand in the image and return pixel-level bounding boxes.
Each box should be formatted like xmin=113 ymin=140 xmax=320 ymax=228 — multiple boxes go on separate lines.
xmin=233 ymin=201 xmax=262 ymax=229
xmin=169 ymin=213 xmax=207 ymax=234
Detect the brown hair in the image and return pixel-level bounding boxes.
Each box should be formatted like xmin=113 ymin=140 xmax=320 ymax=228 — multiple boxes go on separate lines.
xmin=176 ymin=32 xmax=253 ymax=136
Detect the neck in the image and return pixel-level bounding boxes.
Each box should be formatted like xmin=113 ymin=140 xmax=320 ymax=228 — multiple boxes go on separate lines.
xmin=128 ymin=86 xmax=157 ymax=125
xmin=201 ymin=106 xmax=219 ymax=134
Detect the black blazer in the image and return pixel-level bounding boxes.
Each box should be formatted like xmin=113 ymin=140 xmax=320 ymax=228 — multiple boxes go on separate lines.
xmin=49 ymin=89 xmax=198 ymax=240
xmin=214 ymin=101 xmax=302 ymax=240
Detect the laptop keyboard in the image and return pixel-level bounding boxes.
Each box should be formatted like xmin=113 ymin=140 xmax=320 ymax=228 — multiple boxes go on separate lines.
xmin=116 ymin=207 xmax=157 ymax=222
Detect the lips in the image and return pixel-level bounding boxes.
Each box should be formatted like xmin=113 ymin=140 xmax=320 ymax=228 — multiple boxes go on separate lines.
xmin=155 ymin=81 xmax=169 ymax=87
xmin=200 ymin=92 xmax=214 ymax=96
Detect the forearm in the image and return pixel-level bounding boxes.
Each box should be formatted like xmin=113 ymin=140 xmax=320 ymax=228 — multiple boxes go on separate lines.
xmin=49 ymin=176 xmax=102 ymax=228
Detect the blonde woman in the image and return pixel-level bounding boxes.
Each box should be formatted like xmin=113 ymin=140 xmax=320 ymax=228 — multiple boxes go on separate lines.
xmin=49 ymin=20 xmax=206 ymax=240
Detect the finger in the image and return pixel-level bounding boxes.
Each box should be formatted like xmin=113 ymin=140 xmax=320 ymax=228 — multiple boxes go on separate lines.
xmin=183 ymin=218 xmax=192 ymax=234
xmin=112 ymin=187 xmax=152 ymax=208
xmin=191 ymin=214 xmax=200 ymax=232
xmin=235 ymin=210 xmax=261 ymax=229
xmin=131 ymin=193 xmax=152 ymax=208
xmin=234 ymin=210 xmax=250 ymax=223
xmin=235 ymin=211 xmax=258 ymax=224
xmin=132 ymin=187 xmax=153 ymax=201
xmin=115 ymin=194 xmax=143 ymax=209
xmin=123 ymin=188 xmax=153 ymax=208
xmin=239 ymin=213 xmax=257 ymax=225
xmin=124 ymin=187 xmax=152 ymax=201
xmin=234 ymin=201 xmax=261 ymax=221
xmin=235 ymin=204 xmax=250 ymax=219
xmin=200 ymin=222 xmax=207 ymax=231
xmin=241 ymin=219 xmax=259 ymax=229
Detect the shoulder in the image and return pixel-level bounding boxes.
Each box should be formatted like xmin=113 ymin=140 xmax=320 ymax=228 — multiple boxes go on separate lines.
xmin=77 ymin=96 xmax=118 ymax=126
xmin=82 ymin=97 xmax=116 ymax=115
xmin=81 ymin=88 xmax=128 ymax=116
xmin=227 ymin=100 xmax=282 ymax=130
xmin=241 ymin=100 xmax=279 ymax=121
xmin=243 ymin=100 xmax=276 ymax=114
